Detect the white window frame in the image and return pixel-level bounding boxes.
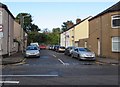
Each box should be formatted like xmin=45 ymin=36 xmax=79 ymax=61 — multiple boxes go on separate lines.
xmin=111 ymin=15 xmax=120 ymax=28
xmin=112 ymin=37 xmax=120 ymax=52
xmin=0 ymin=11 xmax=2 ymax=24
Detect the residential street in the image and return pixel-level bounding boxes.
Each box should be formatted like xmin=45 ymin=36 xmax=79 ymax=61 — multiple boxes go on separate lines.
xmin=1 ymin=50 xmax=119 ymax=86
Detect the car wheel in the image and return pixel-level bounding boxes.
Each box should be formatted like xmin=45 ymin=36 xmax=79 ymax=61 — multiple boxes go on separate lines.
xmin=77 ymin=55 xmax=81 ymax=61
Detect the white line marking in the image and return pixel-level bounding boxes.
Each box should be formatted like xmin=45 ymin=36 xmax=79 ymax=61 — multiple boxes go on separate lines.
xmin=0 ymin=81 xmax=19 ymax=84
xmin=53 ymin=55 xmax=56 ymax=57
xmin=1 ymin=75 xmax=58 ymax=77
xmin=58 ymin=59 xmax=69 ymax=65
xmin=58 ymin=59 xmax=65 ymax=65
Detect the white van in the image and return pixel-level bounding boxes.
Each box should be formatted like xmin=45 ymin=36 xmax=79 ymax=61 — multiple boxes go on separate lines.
xmin=30 ymin=42 xmax=39 ymax=47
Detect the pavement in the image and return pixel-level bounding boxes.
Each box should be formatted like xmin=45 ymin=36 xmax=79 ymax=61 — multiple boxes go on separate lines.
xmin=96 ymin=57 xmax=119 ymax=65
xmin=0 ymin=52 xmax=25 ymax=65
xmin=0 ymin=52 xmax=119 ymax=65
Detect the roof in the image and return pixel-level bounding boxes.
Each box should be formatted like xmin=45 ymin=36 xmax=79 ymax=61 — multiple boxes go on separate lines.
xmin=89 ymin=1 xmax=120 ymax=21
xmin=60 ymin=16 xmax=92 ymax=34
xmin=0 ymin=3 xmax=15 ymax=19
xmin=69 ymin=16 xmax=92 ymax=29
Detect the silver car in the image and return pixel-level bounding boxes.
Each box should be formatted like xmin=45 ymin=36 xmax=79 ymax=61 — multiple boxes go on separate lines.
xmin=71 ymin=47 xmax=95 ymax=61
xmin=24 ymin=46 xmax=40 ymax=58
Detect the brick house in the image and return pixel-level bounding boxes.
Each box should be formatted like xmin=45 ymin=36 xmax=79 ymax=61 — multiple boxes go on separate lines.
xmin=88 ymin=1 xmax=120 ymax=59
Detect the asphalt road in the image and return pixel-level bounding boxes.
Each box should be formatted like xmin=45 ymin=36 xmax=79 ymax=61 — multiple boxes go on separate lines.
xmin=1 ymin=50 xmax=119 ymax=86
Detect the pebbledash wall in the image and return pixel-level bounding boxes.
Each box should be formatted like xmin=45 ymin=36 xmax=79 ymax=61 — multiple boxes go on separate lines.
xmin=0 ymin=3 xmax=15 ymax=56
xmin=0 ymin=3 xmax=23 ymax=56
xmin=87 ymin=1 xmax=120 ymax=59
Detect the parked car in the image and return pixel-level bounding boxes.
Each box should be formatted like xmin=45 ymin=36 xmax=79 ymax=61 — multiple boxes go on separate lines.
xmin=64 ymin=46 xmax=76 ymax=56
xmin=49 ymin=45 xmax=53 ymax=50
xmin=24 ymin=45 xmax=40 ymax=58
xmin=53 ymin=45 xmax=59 ymax=51
xmin=56 ymin=46 xmax=65 ymax=52
xmin=39 ymin=45 xmax=46 ymax=49
xmin=51 ymin=45 xmax=55 ymax=50
xmin=71 ymin=47 xmax=96 ymax=61
xmin=30 ymin=44 xmax=40 ymax=51
xmin=30 ymin=42 xmax=39 ymax=47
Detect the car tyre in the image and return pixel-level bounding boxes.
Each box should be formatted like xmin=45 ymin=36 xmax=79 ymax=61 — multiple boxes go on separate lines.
xmin=77 ymin=55 xmax=81 ymax=61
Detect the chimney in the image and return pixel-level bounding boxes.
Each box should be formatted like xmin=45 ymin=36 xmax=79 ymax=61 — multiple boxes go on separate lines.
xmin=76 ymin=18 xmax=81 ymax=24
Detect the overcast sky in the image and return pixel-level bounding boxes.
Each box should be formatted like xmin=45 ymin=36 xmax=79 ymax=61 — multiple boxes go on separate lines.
xmin=2 ymin=1 xmax=118 ymax=31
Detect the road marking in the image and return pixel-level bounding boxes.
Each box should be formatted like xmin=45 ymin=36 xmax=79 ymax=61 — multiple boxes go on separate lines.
xmin=53 ymin=55 xmax=56 ymax=58
xmin=58 ymin=59 xmax=69 ymax=65
xmin=0 ymin=81 xmax=19 ymax=84
xmin=1 ymin=74 xmax=58 ymax=77
xmin=12 ymin=62 xmax=26 ymax=65
xmin=22 ymin=58 xmax=26 ymax=62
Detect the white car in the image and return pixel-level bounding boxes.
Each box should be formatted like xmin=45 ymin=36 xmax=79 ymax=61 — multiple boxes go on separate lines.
xmin=24 ymin=46 xmax=40 ymax=58
xmin=71 ymin=47 xmax=96 ymax=61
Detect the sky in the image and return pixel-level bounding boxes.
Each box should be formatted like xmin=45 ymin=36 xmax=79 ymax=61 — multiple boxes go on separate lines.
xmin=1 ymin=0 xmax=119 ymax=31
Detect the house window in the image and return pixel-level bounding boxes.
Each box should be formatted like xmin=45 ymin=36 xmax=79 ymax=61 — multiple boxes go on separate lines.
xmin=111 ymin=15 xmax=120 ymax=28
xmin=112 ymin=37 xmax=120 ymax=52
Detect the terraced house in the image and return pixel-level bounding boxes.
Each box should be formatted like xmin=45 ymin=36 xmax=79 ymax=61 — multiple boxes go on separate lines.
xmin=60 ymin=1 xmax=120 ymax=59
xmin=74 ymin=16 xmax=92 ymax=47
xmin=0 ymin=3 xmax=25 ymax=57
xmin=88 ymin=1 xmax=120 ymax=59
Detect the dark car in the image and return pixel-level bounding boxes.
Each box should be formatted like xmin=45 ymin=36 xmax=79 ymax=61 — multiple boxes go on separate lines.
xmin=64 ymin=46 xmax=76 ymax=56
xmin=53 ymin=45 xmax=59 ymax=51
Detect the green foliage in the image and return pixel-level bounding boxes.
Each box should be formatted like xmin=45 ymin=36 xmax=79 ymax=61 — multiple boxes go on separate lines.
xmin=61 ymin=20 xmax=74 ymax=32
xmin=52 ymin=28 xmax=60 ymax=33
xmin=15 ymin=13 xmax=40 ymax=33
xmin=15 ymin=13 xmax=60 ymax=45
xmin=27 ymin=28 xmax=60 ymax=45
xmin=61 ymin=22 xmax=67 ymax=32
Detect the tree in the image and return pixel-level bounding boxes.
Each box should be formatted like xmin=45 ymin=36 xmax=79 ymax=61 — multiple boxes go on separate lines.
xmin=61 ymin=20 xmax=74 ymax=32
xmin=61 ymin=22 xmax=67 ymax=32
xmin=52 ymin=28 xmax=60 ymax=33
xmin=30 ymin=24 xmax=41 ymax=32
xmin=15 ymin=13 xmax=33 ymax=33
xmin=42 ymin=28 xmax=50 ymax=34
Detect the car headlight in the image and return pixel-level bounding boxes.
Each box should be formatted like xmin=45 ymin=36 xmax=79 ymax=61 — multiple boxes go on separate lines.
xmin=36 ymin=51 xmax=40 ymax=54
xmin=80 ymin=54 xmax=86 ymax=57
xmin=92 ymin=53 xmax=95 ymax=57
xmin=26 ymin=52 xmax=30 ymax=55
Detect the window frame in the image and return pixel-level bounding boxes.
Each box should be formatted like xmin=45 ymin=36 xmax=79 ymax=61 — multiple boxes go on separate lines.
xmin=111 ymin=15 xmax=120 ymax=28
xmin=112 ymin=36 xmax=120 ymax=52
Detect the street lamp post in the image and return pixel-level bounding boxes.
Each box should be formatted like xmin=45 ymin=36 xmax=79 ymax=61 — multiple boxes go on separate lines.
xmin=20 ymin=14 xmax=30 ymax=53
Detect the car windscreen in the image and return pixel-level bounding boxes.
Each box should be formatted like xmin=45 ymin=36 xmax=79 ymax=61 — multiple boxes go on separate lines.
xmin=26 ymin=46 xmax=38 ymax=50
xmin=79 ymin=48 xmax=91 ymax=52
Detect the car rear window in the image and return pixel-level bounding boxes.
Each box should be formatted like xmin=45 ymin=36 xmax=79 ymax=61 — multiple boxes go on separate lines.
xmin=60 ymin=47 xmax=65 ymax=49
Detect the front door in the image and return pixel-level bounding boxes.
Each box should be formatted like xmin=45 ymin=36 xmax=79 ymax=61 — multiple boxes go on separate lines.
xmin=98 ymin=39 xmax=100 ymax=56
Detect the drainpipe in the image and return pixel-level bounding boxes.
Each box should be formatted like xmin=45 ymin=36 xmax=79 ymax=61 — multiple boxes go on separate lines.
xmin=8 ymin=14 xmax=10 ymax=56
xmin=73 ymin=27 xmax=75 ymax=46
xmin=100 ymin=16 xmax=102 ymax=57
xmin=65 ymin=31 xmax=66 ymax=47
